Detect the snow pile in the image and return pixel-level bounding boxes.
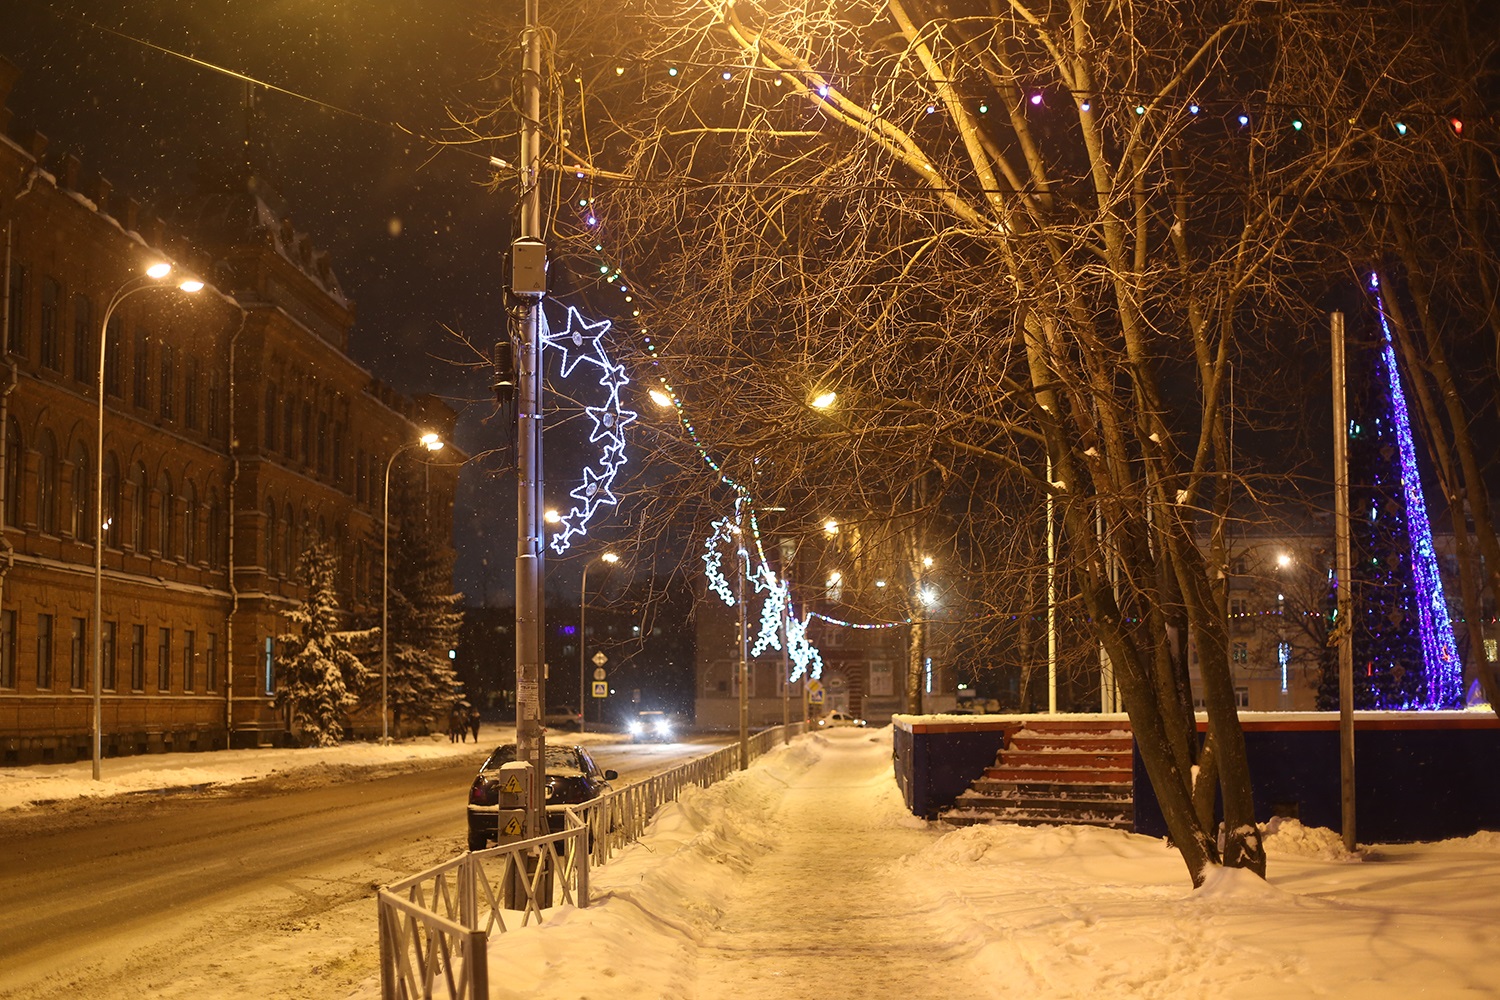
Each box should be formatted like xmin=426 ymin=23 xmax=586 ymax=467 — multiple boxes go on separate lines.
xmin=1261 ymin=816 xmax=1360 ymax=860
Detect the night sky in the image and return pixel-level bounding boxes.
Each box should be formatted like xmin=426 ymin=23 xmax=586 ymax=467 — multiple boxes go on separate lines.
xmin=0 ymin=0 xmax=557 ymax=602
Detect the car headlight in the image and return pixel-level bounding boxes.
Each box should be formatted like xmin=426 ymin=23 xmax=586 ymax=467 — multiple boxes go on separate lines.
xmin=654 ymin=720 xmax=671 ymax=735
xmin=627 ymin=721 xmax=643 ymax=735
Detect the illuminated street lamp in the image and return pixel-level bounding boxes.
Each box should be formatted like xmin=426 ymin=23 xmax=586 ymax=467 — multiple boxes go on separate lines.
xmin=579 ymin=551 xmax=620 ymax=732
xmin=92 ymin=263 xmax=201 ymax=781
xmin=381 ymin=432 xmax=444 ymax=743
xmin=810 ymin=389 xmax=837 ymax=410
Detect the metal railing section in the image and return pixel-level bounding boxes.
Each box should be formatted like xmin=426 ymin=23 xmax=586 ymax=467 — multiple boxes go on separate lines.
xmin=377 ymin=722 xmax=807 ymax=999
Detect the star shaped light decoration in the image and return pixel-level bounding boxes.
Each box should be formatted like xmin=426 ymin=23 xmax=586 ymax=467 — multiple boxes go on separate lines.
xmin=543 ymin=304 xmax=636 ymax=555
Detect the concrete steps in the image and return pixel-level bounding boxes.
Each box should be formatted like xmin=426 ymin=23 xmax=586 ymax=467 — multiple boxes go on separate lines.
xmin=940 ymin=720 xmax=1135 ymax=831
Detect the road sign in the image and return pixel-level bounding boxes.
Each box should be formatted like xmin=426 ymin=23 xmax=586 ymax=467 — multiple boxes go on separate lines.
xmin=593 ymin=667 xmax=607 ymax=680
xmin=809 ymin=689 xmax=825 ymax=704
xmin=592 ymin=681 xmax=609 ymax=698
xmin=592 ymin=651 xmax=608 ymax=667
xmin=806 ymin=679 xmax=823 ymax=694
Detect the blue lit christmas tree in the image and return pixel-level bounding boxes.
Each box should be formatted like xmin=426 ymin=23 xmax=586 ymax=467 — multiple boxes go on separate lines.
xmin=1321 ymin=276 xmax=1463 ymax=710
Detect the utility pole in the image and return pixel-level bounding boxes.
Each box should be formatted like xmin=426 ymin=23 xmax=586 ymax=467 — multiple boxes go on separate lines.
xmin=513 ymin=0 xmax=548 ymax=838
xmin=1332 ymin=310 xmax=1356 ymax=853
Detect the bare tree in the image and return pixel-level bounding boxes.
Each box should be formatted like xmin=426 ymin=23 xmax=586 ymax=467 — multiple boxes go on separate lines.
xmin=472 ymin=0 xmax=1492 ymax=883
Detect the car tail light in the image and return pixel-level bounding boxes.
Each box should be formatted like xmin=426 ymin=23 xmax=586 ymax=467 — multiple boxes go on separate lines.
xmin=470 ymin=777 xmax=498 ymax=806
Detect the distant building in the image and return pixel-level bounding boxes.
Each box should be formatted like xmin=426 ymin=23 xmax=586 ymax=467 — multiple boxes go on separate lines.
xmin=0 ymin=60 xmax=459 ymax=763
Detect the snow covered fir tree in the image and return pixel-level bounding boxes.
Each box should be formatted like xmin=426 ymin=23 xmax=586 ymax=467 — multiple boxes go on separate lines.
xmin=274 ymin=543 xmax=372 ymax=747
xmin=376 ymin=469 xmax=463 ymax=733
xmin=1320 ymin=279 xmax=1464 ymax=710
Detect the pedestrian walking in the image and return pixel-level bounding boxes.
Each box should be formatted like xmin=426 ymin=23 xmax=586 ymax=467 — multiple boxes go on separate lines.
xmin=468 ymin=706 xmax=481 ymax=744
xmin=450 ymin=705 xmax=466 ymax=743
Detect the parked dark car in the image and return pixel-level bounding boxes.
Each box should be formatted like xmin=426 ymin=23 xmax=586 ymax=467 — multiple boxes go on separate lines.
xmin=466 ymin=743 xmax=617 ymax=851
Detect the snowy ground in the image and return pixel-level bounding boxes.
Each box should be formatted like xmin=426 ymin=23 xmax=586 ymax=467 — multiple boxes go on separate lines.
xmin=434 ymin=727 xmax=1500 ymax=1000
xmin=6 ymin=728 xmax=1499 ymax=998
xmin=0 ymin=731 xmax=620 ymax=812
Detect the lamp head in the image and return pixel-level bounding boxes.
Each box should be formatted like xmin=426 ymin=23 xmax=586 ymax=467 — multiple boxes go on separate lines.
xmin=810 ymin=390 xmax=837 ymax=410
xmin=420 ymin=432 xmax=443 ymax=452
xmin=178 ymin=278 xmax=204 ymax=293
xmin=648 ymin=388 xmax=673 ymax=408
xmin=145 ymin=262 xmax=172 ymax=280
xmin=601 ymin=552 xmax=620 ymax=564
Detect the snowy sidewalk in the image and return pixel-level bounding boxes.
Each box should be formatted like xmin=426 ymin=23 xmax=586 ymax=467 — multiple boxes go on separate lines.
xmin=468 ymin=727 xmax=1500 ymax=1000
xmin=685 ymin=729 xmax=986 ymax=999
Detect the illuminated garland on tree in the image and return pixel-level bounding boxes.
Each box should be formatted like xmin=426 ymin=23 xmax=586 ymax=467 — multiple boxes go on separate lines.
xmin=1368 ymin=273 xmax=1463 ymax=708
xmin=543 ymin=304 xmax=637 ymax=555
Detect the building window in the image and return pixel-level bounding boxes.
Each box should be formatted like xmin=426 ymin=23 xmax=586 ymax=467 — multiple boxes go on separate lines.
xmin=103 ymin=316 xmax=123 ymax=396
xmin=182 ymin=480 xmax=198 ymax=564
xmin=265 ymin=499 xmax=278 ymax=576
xmin=157 ymin=627 xmax=171 ymax=692
xmin=282 ymin=502 xmax=294 ymax=575
xmin=332 ymin=423 xmax=344 ymax=485
xmin=183 ymin=629 xmax=196 ymax=692
xmin=72 ymin=293 xmax=94 ymax=384
xmin=70 ymin=442 xmax=91 ymax=542
xmin=205 ymin=632 xmax=218 ymax=691
xmin=129 ymin=463 xmax=148 ymax=551
xmin=206 ymin=372 xmax=222 ymax=438
xmin=102 ymin=621 xmax=116 ymax=691
xmin=300 ymin=401 xmax=312 ymax=464
xmin=5 ymin=262 xmax=25 ymax=357
xmin=36 ymin=613 xmax=53 ymax=690
xmin=282 ymin=393 xmax=295 ymax=456
xmin=132 ymin=331 xmax=149 ymax=408
xmin=130 ymin=624 xmax=145 ymax=691
xmin=1236 ymin=686 xmax=1251 ymax=708
xmin=264 ymin=384 xmax=278 ymax=450
xmin=35 ymin=430 xmax=58 ymax=535
xmin=102 ymin=453 xmax=120 ymax=547
xmin=4 ymin=418 xmax=20 ymax=527
xmin=159 ymin=343 xmax=175 ymax=420
xmin=69 ymin=616 xmax=87 ymax=690
xmin=263 ymin=636 xmax=275 ymax=695
xmin=1232 ymin=641 xmax=1249 ymax=664
xmin=355 ymin=448 xmax=366 ymax=504
xmin=39 ymin=276 xmax=61 ymax=370
xmin=183 ymin=357 xmax=200 ymax=430
xmin=316 ymin=412 xmax=329 ymax=474
xmin=157 ymin=471 xmax=174 ymax=559
xmin=207 ymin=491 xmax=224 ymax=568
xmin=0 ymin=609 xmax=15 ymax=688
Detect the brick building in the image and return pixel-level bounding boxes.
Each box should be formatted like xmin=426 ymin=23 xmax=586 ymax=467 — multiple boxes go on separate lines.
xmin=0 ymin=60 xmax=459 ymax=763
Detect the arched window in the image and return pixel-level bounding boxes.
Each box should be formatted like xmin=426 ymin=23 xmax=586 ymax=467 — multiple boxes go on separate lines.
xmin=264 ymin=384 xmax=278 ymax=451
xmin=129 ymin=463 xmax=148 ymax=551
xmin=355 ymin=447 xmax=366 ymax=504
xmin=282 ymin=391 xmax=295 ymax=455
xmin=156 ymin=470 xmax=174 ymax=559
xmin=332 ymin=423 xmax=345 ymax=485
xmin=102 ymin=453 xmax=120 ymax=547
xmin=206 ymin=489 xmax=223 ymax=568
xmin=282 ymin=502 xmax=295 ymax=575
xmin=182 ymin=479 xmax=198 ymax=564
xmin=300 ymin=401 xmax=312 ymax=464
xmin=4 ymin=418 xmax=22 ymax=527
xmin=264 ymin=498 xmax=278 ymax=576
xmin=36 ymin=430 xmax=58 ymax=535
xmin=70 ymin=442 xmax=91 ymax=542
xmin=316 ymin=412 xmax=328 ymax=474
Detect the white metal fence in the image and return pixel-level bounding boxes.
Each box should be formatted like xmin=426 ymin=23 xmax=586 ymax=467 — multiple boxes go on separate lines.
xmin=377 ymin=723 xmax=808 ymax=1000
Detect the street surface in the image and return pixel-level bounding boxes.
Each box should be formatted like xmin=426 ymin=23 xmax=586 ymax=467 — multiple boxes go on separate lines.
xmin=0 ymin=734 xmax=726 ymax=999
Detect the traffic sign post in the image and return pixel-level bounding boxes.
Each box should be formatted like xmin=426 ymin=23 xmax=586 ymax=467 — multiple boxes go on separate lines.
xmin=591 ymin=680 xmax=609 ymax=698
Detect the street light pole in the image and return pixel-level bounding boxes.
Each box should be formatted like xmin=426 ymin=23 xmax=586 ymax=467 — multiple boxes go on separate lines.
xmin=382 ymin=432 xmax=443 ymax=743
xmin=579 ymin=551 xmax=618 ymax=734
xmin=93 ymin=263 xmax=201 ymax=781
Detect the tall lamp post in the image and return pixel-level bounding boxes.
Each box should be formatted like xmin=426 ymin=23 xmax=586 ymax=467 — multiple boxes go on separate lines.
xmin=381 ymin=432 xmax=444 ymax=743
xmin=93 ymin=263 xmax=202 ymax=781
xmin=579 ymin=551 xmax=619 ymax=733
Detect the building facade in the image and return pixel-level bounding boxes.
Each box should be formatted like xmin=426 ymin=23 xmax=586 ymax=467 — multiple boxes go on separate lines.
xmin=0 ymin=61 xmax=459 ymax=763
